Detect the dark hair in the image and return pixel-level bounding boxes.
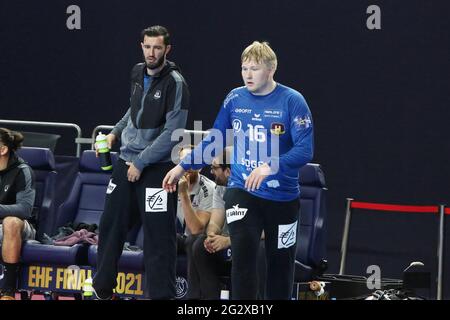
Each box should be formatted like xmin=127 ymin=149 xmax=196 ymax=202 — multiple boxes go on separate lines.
xmin=0 ymin=128 xmax=24 ymax=152
xmin=141 ymin=25 xmax=170 ymax=45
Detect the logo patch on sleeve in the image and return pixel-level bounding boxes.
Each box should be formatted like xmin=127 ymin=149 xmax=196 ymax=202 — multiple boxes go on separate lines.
xmin=278 ymin=221 xmax=298 ymax=249
xmin=146 ymin=188 xmax=168 ymax=212
xmin=293 ymin=116 xmax=312 ymax=129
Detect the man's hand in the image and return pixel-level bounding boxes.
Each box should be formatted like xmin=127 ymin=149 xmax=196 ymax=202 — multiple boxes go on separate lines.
xmin=204 ymin=234 xmax=230 ymax=253
xmin=204 ymin=235 xmax=215 ymax=253
xmin=106 ymin=133 xmax=116 ymax=149
xmin=95 ymin=133 xmax=117 ymax=157
xmin=178 ymin=175 xmax=190 ymax=194
xmin=244 ymin=163 xmax=272 ymax=191
xmin=162 ymin=165 xmax=185 ymax=193
xmin=125 ymin=162 xmax=141 ymax=182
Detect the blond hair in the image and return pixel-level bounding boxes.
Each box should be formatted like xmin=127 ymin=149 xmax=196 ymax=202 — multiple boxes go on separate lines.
xmin=241 ymin=41 xmax=277 ymax=70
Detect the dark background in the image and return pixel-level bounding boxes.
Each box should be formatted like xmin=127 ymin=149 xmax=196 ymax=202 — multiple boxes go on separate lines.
xmin=1 ymin=0 xmax=449 ymax=298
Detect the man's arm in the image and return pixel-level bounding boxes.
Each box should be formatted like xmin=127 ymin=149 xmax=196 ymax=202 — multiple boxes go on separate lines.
xmin=180 ymin=91 xmax=234 ymax=171
xmin=179 ymin=191 xmax=211 ymax=235
xmin=133 ymin=75 xmax=189 ymax=172
xmin=206 ymin=208 xmax=226 ymax=236
xmin=163 ymin=90 xmax=233 ymax=192
xmin=0 ymin=166 xmax=35 ymax=220
xmin=277 ymin=93 xmax=314 ymax=171
xmin=110 ymin=108 xmax=131 ymax=140
xmin=179 ymin=176 xmax=213 ymax=235
xmin=205 ymin=208 xmax=230 ymax=253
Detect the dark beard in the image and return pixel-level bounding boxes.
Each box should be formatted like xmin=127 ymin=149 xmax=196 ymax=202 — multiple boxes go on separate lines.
xmin=145 ymin=55 xmax=165 ymax=70
xmin=215 ymin=176 xmax=227 ymax=186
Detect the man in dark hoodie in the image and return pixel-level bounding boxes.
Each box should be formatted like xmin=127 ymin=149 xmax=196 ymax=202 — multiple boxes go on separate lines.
xmin=93 ymin=25 xmax=189 ymax=300
xmin=0 ymin=128 xmax=36 ymax=300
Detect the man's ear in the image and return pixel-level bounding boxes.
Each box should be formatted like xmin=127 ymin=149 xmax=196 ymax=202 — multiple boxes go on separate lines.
xmin=165 ymin=44 xmax=172 ymax=56
xmin=269 ymin=65 xmax=277 ymax=78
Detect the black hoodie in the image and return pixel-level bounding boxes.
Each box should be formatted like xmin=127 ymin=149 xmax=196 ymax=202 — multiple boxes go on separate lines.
xmin=110 ymin=60 xmax=190 ymax=171
xmin=0 ymin=153 xmax=36 ymax=221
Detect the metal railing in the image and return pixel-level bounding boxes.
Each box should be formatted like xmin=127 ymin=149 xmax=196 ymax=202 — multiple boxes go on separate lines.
xmin=89 ymin=127 xmax=211 ymax=149
xmin=339 ymin=198 xmax=447 ymax=300
xmin=0 ymin=119 xmax=82 ymax=157
xmin=0 ymin=119 xmax=213 ymax=156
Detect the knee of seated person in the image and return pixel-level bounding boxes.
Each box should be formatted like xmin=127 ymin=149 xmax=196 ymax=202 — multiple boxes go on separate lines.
xmin=184 ymin=234 xmax=200 ymax=247
xmin=2 ymin=216 xmax=24 ymax=235
xmin=191 ymin=235 xmax=207 ymax=257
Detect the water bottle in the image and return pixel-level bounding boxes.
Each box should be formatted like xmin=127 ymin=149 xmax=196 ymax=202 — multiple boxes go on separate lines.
xmin=96 ymin=132 xmax=112 ymax=171
xmin=82 ymin=278 xmax=94 ymax=300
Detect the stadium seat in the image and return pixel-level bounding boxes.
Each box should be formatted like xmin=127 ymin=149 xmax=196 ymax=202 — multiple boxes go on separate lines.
xmin=19 ymin=150 xmax=118 ymax=269
xmin=16 ymin=147 xmax=57 ymax=241
xmin=295 ymin=163 xmax=328 ymax=281
xmin=21 ymin=131 xmax=61 ymax=154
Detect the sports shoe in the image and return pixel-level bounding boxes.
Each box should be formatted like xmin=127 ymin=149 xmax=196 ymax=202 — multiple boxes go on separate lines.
xmin=0 ymin=291 xmax=16 ymax=300
xmin=91 ymin=286 xmax=120 ymax=300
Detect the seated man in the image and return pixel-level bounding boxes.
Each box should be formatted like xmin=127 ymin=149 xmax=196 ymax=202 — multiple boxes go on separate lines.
xmin=176 ymin=145 xmax=215 ymax=299
xmin=190 ymin=148 xmax=232 ymax=300
xmin=190 ymin=147 xmax=266 ymax=299
xmin=0 ymin=128 xmax=36 ymax=300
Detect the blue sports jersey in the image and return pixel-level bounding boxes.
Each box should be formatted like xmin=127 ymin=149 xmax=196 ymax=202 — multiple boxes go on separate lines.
xmin=181 ymin=83 xmax=314 ymax=201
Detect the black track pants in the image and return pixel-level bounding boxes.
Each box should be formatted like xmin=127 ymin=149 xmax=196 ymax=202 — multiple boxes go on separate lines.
xmin=93 ymin=159 xmax=177 ymax=299
xmin=224 ymin=188 xmax=300 ymax=300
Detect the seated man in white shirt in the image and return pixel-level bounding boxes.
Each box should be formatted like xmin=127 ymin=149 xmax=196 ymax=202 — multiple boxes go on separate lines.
xmin=190 ymin=147 xmax=266 ymax=299
xmin=190 ymin=148 xmax=232 ymax=299
xmin=176 ymin=145 xmax=216 ymax=299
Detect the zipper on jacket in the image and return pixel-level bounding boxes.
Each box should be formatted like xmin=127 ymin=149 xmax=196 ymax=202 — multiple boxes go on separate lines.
xmin=133 ymin=82 xmax=142 ymax=96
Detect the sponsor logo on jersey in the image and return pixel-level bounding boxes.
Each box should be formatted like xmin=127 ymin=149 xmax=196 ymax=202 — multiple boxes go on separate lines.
xmin=153 ymin=90 xmax=162 ymax=99
xmin=232 ymin=119 xmax=242 ymax=132
xmin=270 ymin=122 xmax=285 ymax=135
xmin=264 ymin=109 xmax=283 ymax=118
xmin=266 ymin=180 xmax=280 ymax=188
xmin=241 ymin=158 xmax=264 ymax=170
xmin=235 ymin=108 xmax=252 ymax=114
xmin=252 ymin=113 xmax=262 ymax=122
xmin=199 ymin=178 xmax=210 ymax=197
